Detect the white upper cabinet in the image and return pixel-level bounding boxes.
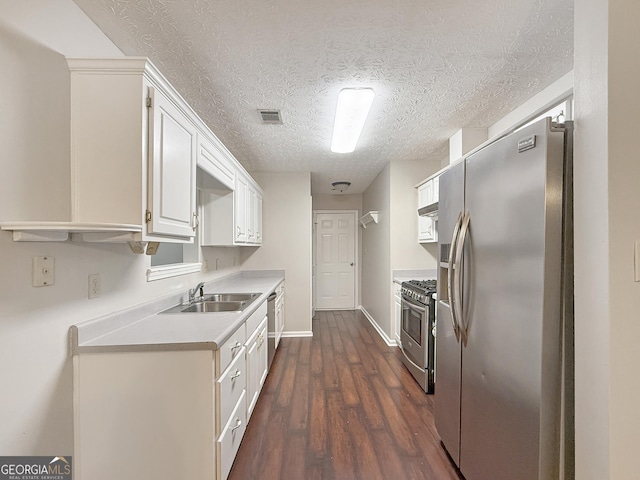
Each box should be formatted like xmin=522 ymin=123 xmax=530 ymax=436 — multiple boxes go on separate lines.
xmin=148 ymin=86 xmax=198 ymax=239
xmin=417 ymin=175 xmax=439 ymax=243
xmin=196 ymin=132 xmax=236 ymax=191
xmin=235 ymin=174 xmax=249 ymax=243
xmin=1 ymin=57 xmax=263 ymax=248
xmin=68 ymin=57 xmax=198 ymax=243
xmin=199 ymin=169 xmax=263 ymax=247
xmin=255 ymin=190 xmax=263 ymax=244
xmin=247 ymin=183 xmax=262 ymax=244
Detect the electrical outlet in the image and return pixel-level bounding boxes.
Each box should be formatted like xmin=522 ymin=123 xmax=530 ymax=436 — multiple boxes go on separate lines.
xmin=88 ymin=274 xmax=101 ymax=299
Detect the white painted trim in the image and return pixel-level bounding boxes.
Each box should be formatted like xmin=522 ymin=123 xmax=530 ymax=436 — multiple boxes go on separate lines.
xmin=315 ymin=307 xmax=358 ymax=311
xmin=281 ymin=331 xmax=313 ymax=338
xmin=360 ymin=307 xmax=398 ymax=347
xmin=146 ymin=262 xmax=202 ymax=281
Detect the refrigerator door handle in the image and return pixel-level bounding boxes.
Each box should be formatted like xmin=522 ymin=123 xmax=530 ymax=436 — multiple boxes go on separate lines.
xmin=448 ymin=212 xmax=463 ymax=341
xmin=454 ymin=211 xmax=471 ymax=346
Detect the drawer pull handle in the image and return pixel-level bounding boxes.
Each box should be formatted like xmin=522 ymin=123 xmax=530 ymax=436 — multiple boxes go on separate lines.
xmin=230 ymin=369 xmax=242 ymax=379
xmin=231 ymin=417 xmax=242 ymax=431
xmin=230 ymin=341 xmax=242 ymax=351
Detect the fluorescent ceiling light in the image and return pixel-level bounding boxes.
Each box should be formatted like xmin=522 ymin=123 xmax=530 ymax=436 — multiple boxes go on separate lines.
xmin=330 ymin=88 xmax=375 ymax=153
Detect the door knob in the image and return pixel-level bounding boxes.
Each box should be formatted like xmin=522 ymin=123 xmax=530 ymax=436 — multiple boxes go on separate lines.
xmin=350 ymin=262 xmax=354 ymax=266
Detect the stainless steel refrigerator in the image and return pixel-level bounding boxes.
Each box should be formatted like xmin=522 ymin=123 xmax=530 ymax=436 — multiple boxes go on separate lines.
xmin=435 ymin=117 xmax=574 ymax=480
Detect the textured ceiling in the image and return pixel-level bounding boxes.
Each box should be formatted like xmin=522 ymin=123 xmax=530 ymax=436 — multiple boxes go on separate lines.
xmin=72 ymin=0 xmax=573 ymax=194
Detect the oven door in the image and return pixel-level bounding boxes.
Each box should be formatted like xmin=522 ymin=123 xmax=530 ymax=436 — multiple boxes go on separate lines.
xmin=400 ymin=294 xmax=427 ymax=368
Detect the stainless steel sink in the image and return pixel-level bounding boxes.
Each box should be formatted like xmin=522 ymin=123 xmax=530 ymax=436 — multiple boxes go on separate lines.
xmin=202 ymin=293 xmax=260 ymax=303
xmin=161 ymin=292 xmax=261 ymax=314
xmin=180 ymin=301 xmax=245 ymax=313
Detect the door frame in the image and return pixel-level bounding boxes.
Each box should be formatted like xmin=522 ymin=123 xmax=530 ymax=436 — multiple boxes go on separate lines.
xmin=312 ymin=210 xmax=359 ymax=312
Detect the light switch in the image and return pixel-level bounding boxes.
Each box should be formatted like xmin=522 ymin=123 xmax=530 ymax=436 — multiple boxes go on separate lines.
xmin=635 ymin=241 xmax=640 ymax=282
xmin=33 ymin=256 xmax=55 ymax=287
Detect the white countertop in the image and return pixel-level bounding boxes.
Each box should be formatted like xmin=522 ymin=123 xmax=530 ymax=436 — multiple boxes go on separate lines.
xmin=70 ymin=271 xmax=284 ymax=354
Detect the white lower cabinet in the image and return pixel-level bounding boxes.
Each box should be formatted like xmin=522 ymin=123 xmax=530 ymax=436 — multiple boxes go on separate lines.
xmin=275 ymin=283 xmax=285 ymax=348
xmin=246 ymin=317 xmax=268 ymax=420
xmin=217 ymin=344 xmax=246 ymax=437
xmin=217 ymin=389 xmax=247 ymax=480
xmin=73 ymin=300 xmax=269 ymax=480
xmin=73 ymin=350 xmax=215 ymax=480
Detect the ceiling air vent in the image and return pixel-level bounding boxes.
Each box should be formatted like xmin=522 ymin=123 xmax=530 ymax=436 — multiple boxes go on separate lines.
xmin=258 ymin=109 xmax=283 ymax=125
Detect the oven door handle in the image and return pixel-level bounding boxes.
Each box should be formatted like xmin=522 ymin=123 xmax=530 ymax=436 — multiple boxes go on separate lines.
xmin=401 ymin=294 xmax=427 ymax=313
xmin=400 ymin=343 xmax=425 ymax=371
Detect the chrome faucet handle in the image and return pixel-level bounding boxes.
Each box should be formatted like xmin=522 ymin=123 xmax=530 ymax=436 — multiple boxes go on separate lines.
xmin=188 ymin=282 xmax=205 ymax=303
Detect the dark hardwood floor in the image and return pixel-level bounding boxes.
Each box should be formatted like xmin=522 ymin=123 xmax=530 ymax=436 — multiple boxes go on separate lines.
xmin=229 ymin=310 xmax=462 ymax=480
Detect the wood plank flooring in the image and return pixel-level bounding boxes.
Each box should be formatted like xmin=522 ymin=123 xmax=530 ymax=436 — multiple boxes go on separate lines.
xmin=228 ymin=310 xmax=462 ymax=480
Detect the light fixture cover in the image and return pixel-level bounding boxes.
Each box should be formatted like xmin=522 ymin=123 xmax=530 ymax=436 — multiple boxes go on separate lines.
xmin=331 ymin=181 xmax=351 ymax=192
xmin=331 ymin=88 xmax=375 ymax=153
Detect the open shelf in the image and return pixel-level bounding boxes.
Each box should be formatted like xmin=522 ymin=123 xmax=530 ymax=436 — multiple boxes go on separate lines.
xmin=359 ymin=211 xmax=379 ymax=228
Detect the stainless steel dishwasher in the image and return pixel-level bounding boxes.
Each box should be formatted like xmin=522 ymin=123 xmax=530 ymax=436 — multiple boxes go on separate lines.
xmin=267 ymin=291 xmax=277 ymax=370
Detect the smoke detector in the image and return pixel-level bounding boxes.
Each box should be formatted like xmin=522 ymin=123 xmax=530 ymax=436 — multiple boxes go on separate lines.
xmin=258 ymin=109 xmax=283 ymax=124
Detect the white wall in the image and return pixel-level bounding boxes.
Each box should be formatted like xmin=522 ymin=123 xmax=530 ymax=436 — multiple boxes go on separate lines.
xmin=0 ymin=1 xmax=244 ymax=455
xmin=390 ymin=158 xmax=440 ymax=270
xmin=241 ymin=172 xmax=313 ymax=335
xmin=361 ymin=158 xmax=442 ymax=338
xmin=574 ymin=0 xmax=640 ymax=478
xmin=312 ymin=194 xmax=362 ymax=212
xmin=488 ymin=71 xmax=574 ymax=139
xmin=361 ymin=164 xmax=392 ymax=334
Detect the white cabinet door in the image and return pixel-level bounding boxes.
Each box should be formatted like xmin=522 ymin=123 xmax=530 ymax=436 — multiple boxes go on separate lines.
xmin=418 ymin=180 xmax=433 ymax=208
xmin=418 ymin=179 xmax=438 ymax=243
xmin=246 ymin=329 xmax=259 ymax=419
xmin=148 ymin=87 xmax=197 ymax=238
xmin=234 ymin=175 xmax=248 ymax=243
xmin=247 ymin=186 xmax=257 ymax=243
xmin=246 ymin=318 xmax=268 ymax=420
xmin=275 ymin=296 xmax=285 ymax=348
xmin=255 ymin=191 xmax=263 ymax=244
xmin=257 ymin=322 xmax=268 ymax=387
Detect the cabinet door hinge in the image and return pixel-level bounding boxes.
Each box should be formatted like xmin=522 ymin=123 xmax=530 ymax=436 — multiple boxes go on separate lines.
xmin=146 ymin=96 xmax=152 ymax=108
xmin=145 ymin=210 xmax=152 ymax=223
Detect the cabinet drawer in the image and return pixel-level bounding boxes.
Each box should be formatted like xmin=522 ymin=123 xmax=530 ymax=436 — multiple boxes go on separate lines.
xmin=245 ymin=301 xmax=267 ymax=338
xmin=219 ymin=326 xmax=246 ymax=374
xmin=217 ymin=349 xmax=246 ymax=432
xmin=217 ymin=390 xmax=247 ymax=480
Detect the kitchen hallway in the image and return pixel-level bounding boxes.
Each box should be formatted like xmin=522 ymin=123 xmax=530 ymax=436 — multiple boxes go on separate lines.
xmin=229 ymin=310 xmax=461 ymax=480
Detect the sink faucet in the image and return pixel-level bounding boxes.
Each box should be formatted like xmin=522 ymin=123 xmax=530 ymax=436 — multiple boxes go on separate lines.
xmin=188 ymin=282 xmax=205 ymax=303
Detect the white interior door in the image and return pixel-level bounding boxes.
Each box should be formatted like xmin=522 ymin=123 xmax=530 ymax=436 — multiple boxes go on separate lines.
xmin=315 ymin=212 xmax=356 ymax=309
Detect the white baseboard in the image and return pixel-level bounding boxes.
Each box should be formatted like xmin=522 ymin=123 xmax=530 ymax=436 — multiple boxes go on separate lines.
xmin=315 ymin=307 xmax=357 ymax=311
xmin=359 ymin=307 xmax=397 ymax=347
xmin=281 ymin=330 xmax=313 ymax=338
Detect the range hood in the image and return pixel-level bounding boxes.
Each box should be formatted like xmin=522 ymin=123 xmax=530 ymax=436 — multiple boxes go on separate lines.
xmin=418 ymin=201 xmax=439 ymax=218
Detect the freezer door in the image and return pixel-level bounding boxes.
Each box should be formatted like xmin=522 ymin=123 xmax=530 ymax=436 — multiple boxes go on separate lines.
xmin=434 ymin=160 xmax=465 ymax=466
xmin=459 ymin=118 xmax=565 ymax=480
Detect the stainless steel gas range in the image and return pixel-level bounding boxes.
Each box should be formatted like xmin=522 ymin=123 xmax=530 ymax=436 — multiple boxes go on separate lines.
xmin=400 ymin=279 xmax=437 ymax=393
